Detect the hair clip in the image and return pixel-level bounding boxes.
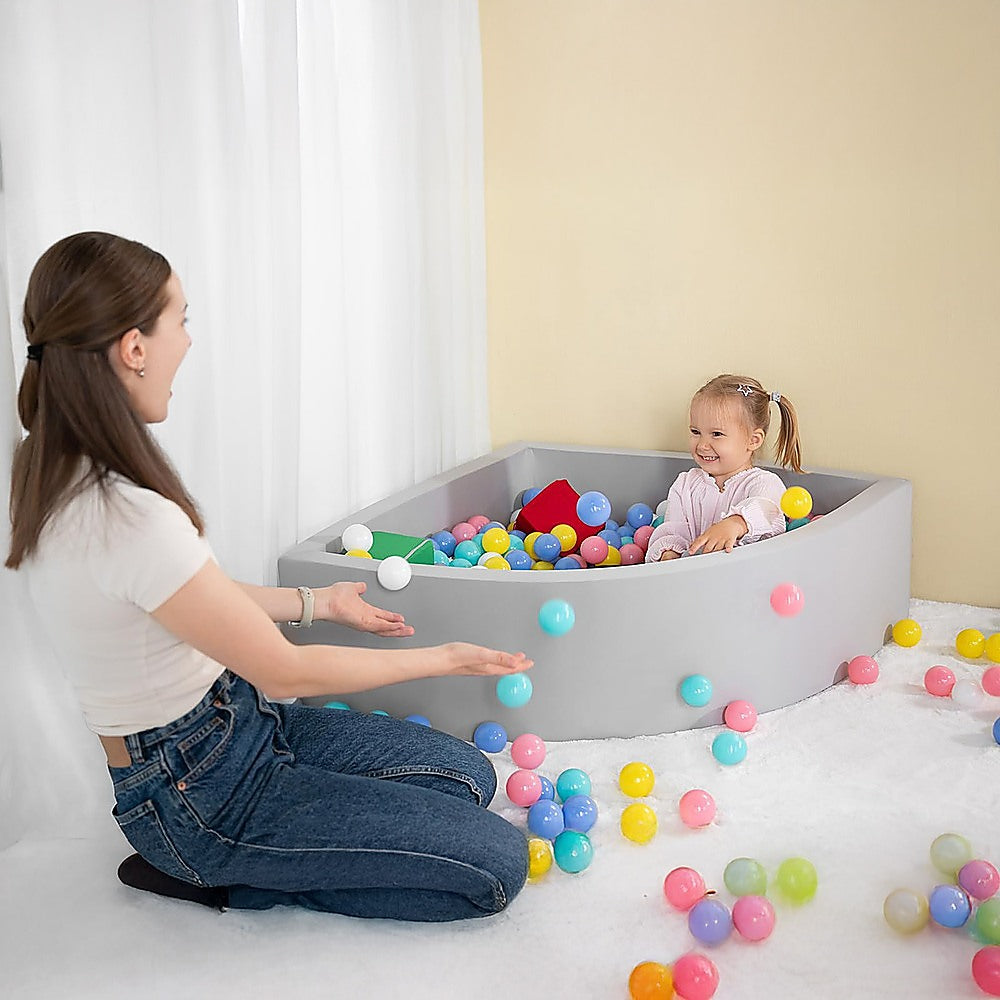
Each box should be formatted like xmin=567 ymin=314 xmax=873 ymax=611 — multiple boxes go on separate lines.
xmin=735 ymin=383 xmax=753 ymax=397
xmin=770 ymin=391 xmax=782 ymax=403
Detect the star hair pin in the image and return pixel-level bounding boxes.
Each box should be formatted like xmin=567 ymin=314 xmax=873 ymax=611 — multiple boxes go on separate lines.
xmin=735 ymin=383 xmax=754 ymax=397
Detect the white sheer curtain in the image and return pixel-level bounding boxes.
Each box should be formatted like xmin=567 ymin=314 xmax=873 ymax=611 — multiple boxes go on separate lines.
xmin=0 ymin=0 xmax=489 ymax=847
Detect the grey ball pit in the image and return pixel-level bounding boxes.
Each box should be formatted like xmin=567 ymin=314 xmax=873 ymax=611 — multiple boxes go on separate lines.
xmin=277 ymin=442 xmax=912 ymax=741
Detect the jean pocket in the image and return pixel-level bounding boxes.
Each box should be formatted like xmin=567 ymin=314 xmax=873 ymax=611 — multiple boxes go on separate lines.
xmin=113 ymin=799 xmax=202 ymax=884
xmin=177 ymin=710 xmax=233 ymax=782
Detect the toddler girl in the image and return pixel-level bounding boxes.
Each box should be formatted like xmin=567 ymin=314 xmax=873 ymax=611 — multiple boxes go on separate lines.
xmin=645 ymin=374 xmax=804 ymax=562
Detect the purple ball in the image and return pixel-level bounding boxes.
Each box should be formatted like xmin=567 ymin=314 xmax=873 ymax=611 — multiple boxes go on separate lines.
xmin=688 ymin=898 xmax=733 ymax=946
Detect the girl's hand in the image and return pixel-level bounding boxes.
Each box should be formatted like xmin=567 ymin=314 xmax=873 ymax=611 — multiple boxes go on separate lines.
xmin=689 ymin=515 xmax=748 ymax=554
xmin=439 ymin=642 xmax=534 ymax=677
xmin=316 ymin=582 xmax=415 ymax=637
xmin=658 ymin=550 xmax=682 ymax=562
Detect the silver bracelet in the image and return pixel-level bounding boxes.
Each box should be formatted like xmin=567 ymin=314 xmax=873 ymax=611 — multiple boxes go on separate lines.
xmin=288 ymin=585 xmax=314 ymax=628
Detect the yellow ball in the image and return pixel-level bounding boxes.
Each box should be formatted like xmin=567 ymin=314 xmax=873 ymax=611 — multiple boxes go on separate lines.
xmin=598 ymin=546 xmax=622 ymax=567
xmin=524 ymin=531 xmax=542 ymax=560
xmin=956 ymin=628 xmax=986 ymax=659
xmin=780 ymin=486 xmax=814 ymax=520
xmin=621 ymin=803 xmax=658 ymax=844
xmin=892 ymin=619 xmax=922 ymax=647
xmin=481 ymin=527 xmax=511 ymax=555
xmin=345 ymin=549 xmax=373 ymax=559
xmin=531 ymin=560 xmax=554 ymax=571
xmin=619 ymin=761 xmax=656 ymax=798
xmin=985 ymin=633 xmax=1000 ymax=664
xmin=527 ymin=837 xmax=553 ymax=880
xmin=551 ymin=523 xmax=578 ymax=553
xmin=482 ymin=555 xmax=510 ymax=571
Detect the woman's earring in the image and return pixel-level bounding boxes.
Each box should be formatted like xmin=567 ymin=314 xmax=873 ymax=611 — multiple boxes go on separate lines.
xmin=138 ymin=367 xmax=145 ymax=378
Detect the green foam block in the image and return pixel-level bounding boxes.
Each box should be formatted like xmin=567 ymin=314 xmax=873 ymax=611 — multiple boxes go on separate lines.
xmin=367 ymin=531 xmax=435 ymax=564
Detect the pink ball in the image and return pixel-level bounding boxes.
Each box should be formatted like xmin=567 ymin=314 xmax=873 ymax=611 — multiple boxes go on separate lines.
xmin=632 ymin=524 xmax=654 ymax=551
xmin=672 ymin=952 xmax=719 ymax=1000
xmin=569 ymin=553 xmax=588 ymax=568
xmin=847 ymin=655 xmax=879 ymax=685
xmin=924 ymin=665 xmax=956 ymax=697
xmin=769 ymin=582 xmax=804 ymax=617
xmin=452 ymin=521 xmax=476 ymax=542
xmin=723 ymin=700 xmax=757 ymax=733
xmin=732 ymin=895 xmax=776 ymax=941
xmin=959 ymin=860 xmax=1000 ymax=901
xmin=467 ymin=515 xmax=490 ymax=531
xmin=580 ymin=536 xmax=609 ymax=565
xmin=510 ymin=733 xmax=546 ymax=770
xmin=983 ymin=666 xmax=1000 ymax=697
xmin=972 ymin=947 xmax=1000 ymax=997
xmin=505 ymin=769 xmax=542 ymax=807
xmin=663 ymin=867 xmax=707 ymax=911
xmin=678 ymin=789 xmax=716 ymax=828
xmin=619 ymin=543 xmax=644 ymax=565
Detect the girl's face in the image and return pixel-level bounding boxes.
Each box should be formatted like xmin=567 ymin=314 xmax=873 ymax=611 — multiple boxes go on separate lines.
xmin=688 ymin=397 xmax=765 ymax=487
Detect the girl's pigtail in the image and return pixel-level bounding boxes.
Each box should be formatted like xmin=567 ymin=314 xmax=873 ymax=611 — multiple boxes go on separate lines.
xmin=772 ymin=394 xmax=804 ymax=474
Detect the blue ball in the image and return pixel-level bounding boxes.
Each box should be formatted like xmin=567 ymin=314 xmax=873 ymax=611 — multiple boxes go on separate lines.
xmin=521 ymin=487 xmax=542 ymax=505
xmin=473 ymin=721 xmax=508 ymax=752
xmin=450 ymin=557 xmax=473 ymax=568
xmin=627 ymin=503 xmax=654 ymax=529
xmin=554 ymin=556 xmax=582 ymax=570
xmin=483 ymin=521 xmax=506 ymax=533
xmin=431 ymin=530 xmax=457 ymax=556
xmin=533 ymin=532 xmax=562 ymax=562
xmin=994 ymin=716 xmax=1000 ymax=746
xmin=787 ymin=516 xmax=810 ymax=531
xmin=556 ymin=767 xmax=592 ymax=802
xmin=929 ymin=884 xmax=972 ymax=927
xmin=712 ymin=731 xmax=748 ymax=765
xmin=506 ymin=549 xmax=532 ymax=570
xmin=538 ymin=599 xmax=576 ymax=636
xmin=577 ymin=491 xmax=612 ymax=527
xmin=605 ymin=518 xmax=620 ymax=532
xmin=323 ymin=700 xmax=351 ymax=710
xmin=598 ymin=528 xmax=621 ymax=547
xmin=680 ymin=673 xmax=713 ymax=707
xmin=496 ymin=673 xmax=533 ymax=708
xmin=538 ymin=775 xmax=556 ymax=801
xmin=404 ymin=714 xmax=431 ymax=727
xmin=688 ymin=898 xmax=733 ymax=946
xmin=432 ymin=549 xmax=450 ymax=565
xmin=510 ymin=529 xmax=527 ymax=540
xmin=527 ymin=799 xmax=565 ymax=840
xmin=454 ymin=539 xmax=483 ymax=563
xmin=562 ymin=794 xmax=598 ymax=833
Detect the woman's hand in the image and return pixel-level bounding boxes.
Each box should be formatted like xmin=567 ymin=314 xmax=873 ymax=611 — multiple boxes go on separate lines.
xmin=316 ymin=582 xmax=415 ymax=637
xmin=689 ymin=515 xmax=748 ymax=555
xmin=439 ymin=642 xmax=534 ymax=677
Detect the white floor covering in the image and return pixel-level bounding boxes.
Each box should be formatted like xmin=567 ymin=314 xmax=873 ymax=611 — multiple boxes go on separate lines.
xmin=2 ymin=597 xmax=999 ymax=999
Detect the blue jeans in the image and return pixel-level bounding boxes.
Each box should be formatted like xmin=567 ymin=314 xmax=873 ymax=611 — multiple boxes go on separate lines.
xmin=109 ymin=671 xmax=528 ymax=921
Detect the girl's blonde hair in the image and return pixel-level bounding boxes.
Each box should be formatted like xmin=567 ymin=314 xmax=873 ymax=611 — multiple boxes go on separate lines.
xmin=693 ymin=374 xmax=804 ymax=474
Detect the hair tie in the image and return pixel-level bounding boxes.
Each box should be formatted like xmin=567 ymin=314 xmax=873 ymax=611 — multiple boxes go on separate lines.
xmin=770 ymin=391 xmax=782 ymax=403
xmin=27 ymin=344 xmax=44 ymax=362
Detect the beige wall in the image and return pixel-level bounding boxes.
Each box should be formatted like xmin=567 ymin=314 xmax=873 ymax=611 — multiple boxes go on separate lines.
xmin=480 ymin=0 xmax=1000 ymax=607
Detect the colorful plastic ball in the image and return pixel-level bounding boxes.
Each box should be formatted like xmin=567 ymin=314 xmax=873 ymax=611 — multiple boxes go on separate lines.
xmin=454 ymin=539 xmax=483 ymax=563
xmin=598 ymin=545 xmax=622 ymax=567
xmin=976 ymin=899 xmax=1000 ymax=945
xmin=606 ymin=518 xmax=620 ymax=531
xmin=323 ymin=701 xmax=351 ymax=710
xmin=341 ymin=523 xmax=374 ymax=552
xmin=577 ymin=490 xmax=612 ymax=527
xmin=511 ymin=732 xmax=547 ymax=769
xmin=786 ymin=516 xmax=810 ymax=531
xmin=527 ymin=799 xmax=565 ymax=840
xmin=931 ymin=832 xmax=973 ymax=876
xmin=531 ymin=560 xmax=554 ymax=571
xmin=987 ymin=634 xmax=1000 ymax=663
xmin=562 ymin=794 xmax=598 ymax=833
xmin=532 ymin=532 xmax=562 ymax=562
xmin=652 ymin=515 xmax=664 ymax=528
xmin=776 ymin=857 xmax=818 ymax=903
xmin=371 ymin=710 xmax=390 ymax=717
xmin=882 ymin=888 xmax=930 ymax=934
xmin=345 ymin=548 xmax=373 ymax=559
xmin=538 ymin=599 xmax=576 ymax=636
xmin=983 ymin=667 xmax=1000 ymax=696
xmin=553 ymin=830 xmax=593 ymax=873
xmin=723 ymin=700 xmax=757 ymax=732
xmin=452 ymin=521 xmax=476 ymax=542
xmin=507 ymin=534 xmax=525 ymax=550
xmin=496 ymin=673 xmax=533 ymax=708
xmin=633 ymin=524 xmax=654 ymax=551
xmin=627 ymin=502 xmax=654 ymax=529
xmin=481 ymin=526 xmax=511 ymax=554
xmin=957 ymin=628 xmax=987 ymax=658
xmin=556 ymin=767 xmax=592 ymax=802
xmin=711 ymin=731 xmax=747 ymax=766
xmin=450 ymin=557 xmax=473 ymax=569
xmin=520 ymin=487 xmax=542 ymax=505
xmin=688 ymin=898 xmax=732 ymax=946
xmin=847 ymin=655 xmax=879 ymax=685
xmin=620 ymin=803 xmax=658 ymax=844
xmin=430 ymin=530 xmax=457 ymax=556
xmin=680 ymin=674 xmax=713 ymax=707
xmin=770 ymin=582 xmax=804 ymax=617
xmin=732 ymin=895 xmax=776 ymax=942
xmin=679 ymin=789 xmax=716 ymax=828
xmin=506 ymin=549 xmax=532 ymax=570
xmin=432 ymin=549 xmax=450 ymax=565
xmin=892 ymin=618 xmax=922 ymax=647
xmin=924 ymin=665 xmax=956 ymax=697
xmin=376 ymin=555 xmax=412 ymax=591
xmin=466 ymin=515 xmax=490 ymax=531
xmin=554 ymin=556 xmax=582 ymax=570
xmin=619 ymin=543 xmax=645 ymax=565
xmin=959 ymin=860 xmax=1000 ymax=901
xmin=538 ymin=775 xmax=555 ymax=801
xmin=929 ymin=884 xmax=972 ymax=927
xmin=671 ymin=952 xmax=719 ymax=1000
xmin=995 ymin=716 xmax=1000 ymax=746
xmin=972 ymin=947 xmax=1000 ymax=997
xmin=527 ymin=837 xmax=553 ymax=880
xmin=598 ymin=528 xmax=622 ymax=547
xmin=664 ymin=867 xmax=707 ymax=911
xmin=724 ymin=858 xmax=767 ymax=897
xmin=619 ymin=761 xmax=655 ymax=797
xmin=551 ymin=523 xmax=577 ymax=553
xmin=580 ymin=535 xmax=609 ymax=565
xmin=628 ymin=961 xmax=674 ymax=1000
xmin=523 ymin=531 xmax=542 ymax=559
xmin=505 ymin=769 xmax=543 ymax=807
xmin=404 ymin=714 xmax=431 ymax=727
xmin=480 ymin=554 xmax=511 ymax=571
xmin=780 ymin=486 xmax=813 ymax=519
xmin=952 ymin=678 xmax=983 ymax=708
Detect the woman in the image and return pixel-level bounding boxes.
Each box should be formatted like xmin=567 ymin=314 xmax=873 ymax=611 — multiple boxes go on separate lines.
xmin=7 ymin=232 xmax=532 ymax=921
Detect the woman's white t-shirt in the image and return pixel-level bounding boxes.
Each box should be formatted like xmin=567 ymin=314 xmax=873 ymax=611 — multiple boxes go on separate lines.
xmin=24 ymin=473 xmax=225 ymax=736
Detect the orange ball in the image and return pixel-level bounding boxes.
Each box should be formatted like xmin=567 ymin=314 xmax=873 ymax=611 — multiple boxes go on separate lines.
xmin=628 ymin=961 xmax=674 ymax=999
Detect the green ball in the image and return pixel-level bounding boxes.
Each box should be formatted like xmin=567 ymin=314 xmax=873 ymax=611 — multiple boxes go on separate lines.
xmin=930 ymin=833 xmax=972 ymax=877
xmin=776 ymin=857 xmax=818 ymax=903
xmin=553 ymin=830 xmax=593 ymax=874
xmin=976 ymin=897 xmax=1000 ymax=945
xmin=556 ymin=768 xmax=592 ymax=802
xmin=724 ymin=857 xmax=768 ymax=897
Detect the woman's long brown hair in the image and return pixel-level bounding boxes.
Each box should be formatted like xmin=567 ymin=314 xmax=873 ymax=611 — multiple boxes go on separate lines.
xmin=6 ymin=232 xmax=203 ymax=569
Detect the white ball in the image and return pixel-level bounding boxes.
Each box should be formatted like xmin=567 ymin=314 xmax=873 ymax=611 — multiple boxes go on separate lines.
xmin=655 ymin=499 xmax=669 ymax=518
xmin=951 ymin=678 xmax=982 ymax=709
xmin=342 ymin=523 xmax=373 ymax=553
xmin=376 ymin=555 xmax=412 ymax=591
